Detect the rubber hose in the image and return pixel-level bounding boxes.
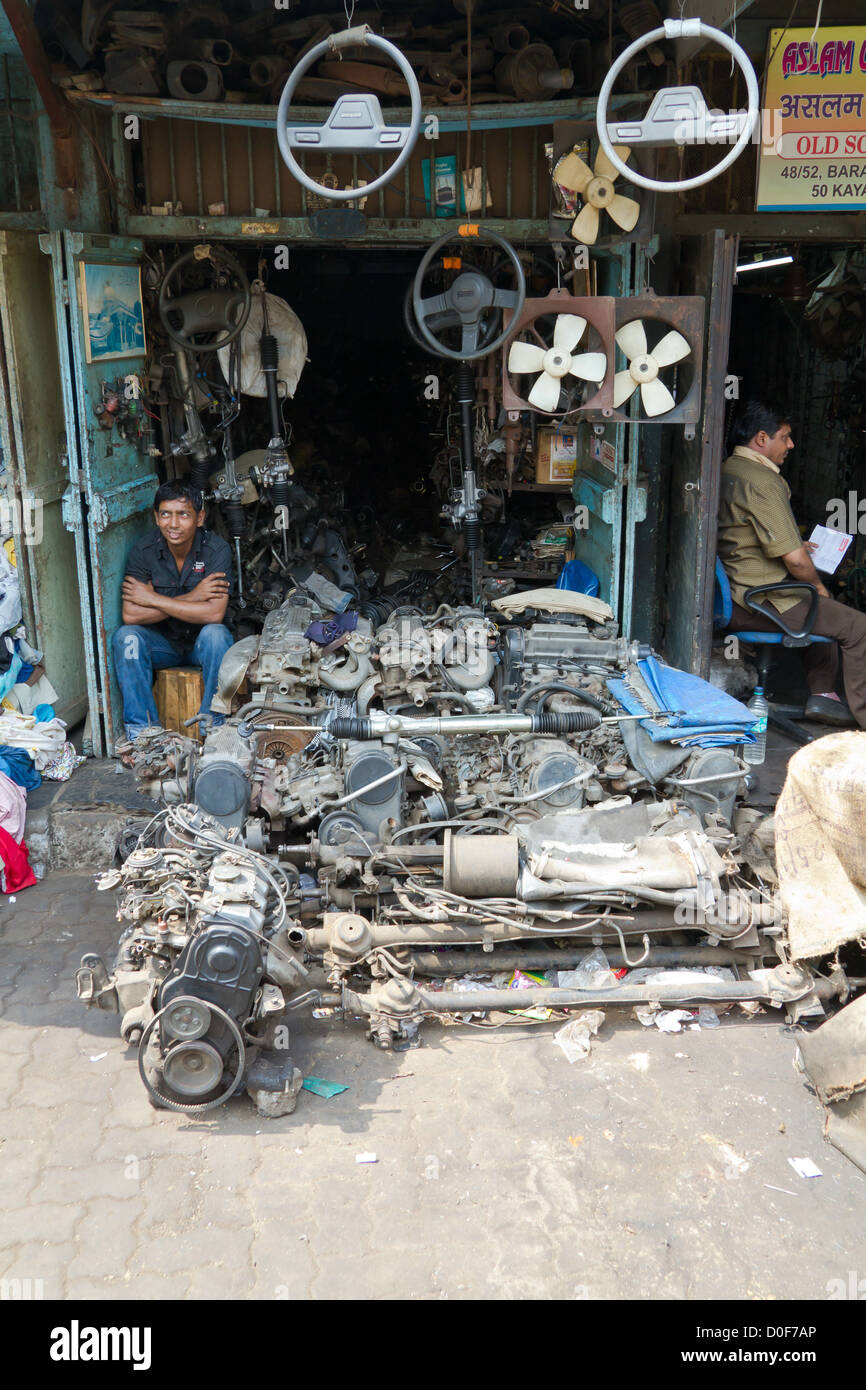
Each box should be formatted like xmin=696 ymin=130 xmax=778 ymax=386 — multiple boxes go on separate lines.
xmin=516 ymin=681 xmax=607 ymax=714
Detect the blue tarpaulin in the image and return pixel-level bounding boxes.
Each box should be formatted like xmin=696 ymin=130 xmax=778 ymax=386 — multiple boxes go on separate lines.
xmin=607 ymin=656 xmax=755 ymax=748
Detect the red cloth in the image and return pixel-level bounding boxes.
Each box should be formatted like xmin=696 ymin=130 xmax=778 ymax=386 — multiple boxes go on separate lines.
xmin=0 ymin=824 xmax=36 ymax=892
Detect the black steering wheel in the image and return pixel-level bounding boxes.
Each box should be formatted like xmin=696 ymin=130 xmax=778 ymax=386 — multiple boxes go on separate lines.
xmin=403 ymin=282 xmax=501 ymax=356
xmin=158 ymin=247 xmax=251 ymax=353
xmin=411 ymin=227 xmax=526 ymax=362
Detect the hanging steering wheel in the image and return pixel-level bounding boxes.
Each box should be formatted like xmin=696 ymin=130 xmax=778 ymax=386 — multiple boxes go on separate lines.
xmin=596 ymin=18 xmax=760 ymax=194
xmin=276 ymin=26 xmax=423 ymax=203
xmin=411 ymin=227 xmax=527 ymax=362
xmin=402 ymin=282 xmax=501 ymax=356
xmin=158 ymin=247 xmax=252 ymax=353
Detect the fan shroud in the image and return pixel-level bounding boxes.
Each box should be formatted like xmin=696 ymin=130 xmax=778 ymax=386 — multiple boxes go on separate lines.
xmin=582 ymin=290 xmax=706 ymax=431
xmin=502 ymin=290 xmax=616 ymax=418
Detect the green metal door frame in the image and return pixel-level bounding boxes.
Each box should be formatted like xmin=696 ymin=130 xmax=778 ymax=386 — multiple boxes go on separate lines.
xmin=45 ymin=230 xmax=159 ymax=754
xmin=0 ymin=231 xmax=90 ymax=726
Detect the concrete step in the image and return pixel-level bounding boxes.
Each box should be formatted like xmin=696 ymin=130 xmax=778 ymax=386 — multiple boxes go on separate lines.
xmin=25 ymin=759 xmax=155 ymax=871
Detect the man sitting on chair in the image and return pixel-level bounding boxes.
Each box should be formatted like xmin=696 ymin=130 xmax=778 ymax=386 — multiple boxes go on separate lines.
xmin=718 ymin=400 xmax=866 ymax=728
xmin=112 ymin=482 xmax=235 ymax=741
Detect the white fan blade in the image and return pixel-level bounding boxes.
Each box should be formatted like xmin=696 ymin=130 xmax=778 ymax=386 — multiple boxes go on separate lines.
xmin=614 ymin=370 xmax=638 ymax=408
xmin=571 ymin=202 xmax=599 ymax=245
xmin=615 ymin=320 xmax=647 ymax=361
xmin=568 ymin=352 xmax=607 ymax=384
xmin=641 ymin=378 xmax=676 ymax=416
xmin=652 ymin=330 xmax=691 ymax=368
xmin=553 ymin=314 xmax=586 ymax=353
xmin=508 ymin=341 xmax=546 ymax=374
xmin=607 ymin=193 xmax=641 ymax=232
xmin=555 ymin=151 xmax=593 ymax=192
xmin=528 ymin=371 xmax=563 ymax=412
xmin=594 ymin=144 xmax=631 ymax=181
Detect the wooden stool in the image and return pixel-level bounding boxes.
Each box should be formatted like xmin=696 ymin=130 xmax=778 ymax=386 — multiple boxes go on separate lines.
xmin=154 ymin=667 xmax=204 ymax=736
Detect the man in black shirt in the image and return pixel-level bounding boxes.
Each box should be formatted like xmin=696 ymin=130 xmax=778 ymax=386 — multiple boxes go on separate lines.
xmin=112 ymin=481 xmax=235 ymax=739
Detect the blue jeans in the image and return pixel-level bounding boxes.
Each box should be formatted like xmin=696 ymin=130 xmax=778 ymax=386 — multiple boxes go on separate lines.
xmin=112 ymin=623 xmax=235 ymax=739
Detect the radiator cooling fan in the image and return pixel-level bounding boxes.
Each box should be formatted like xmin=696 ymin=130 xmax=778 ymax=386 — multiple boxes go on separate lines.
xmin=503 ymin=291 xmax=616 ymax=416
xmin=613 ymin=319 xmax=691 ymax=417
xmin=577 ymin=291 xmax=706 ymax=433
xmin=554 ymin=144 xmax=641 ymax=245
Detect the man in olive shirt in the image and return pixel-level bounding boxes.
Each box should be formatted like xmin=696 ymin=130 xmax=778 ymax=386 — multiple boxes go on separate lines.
xmin=718 ymin=400 xmax=866 ymax=727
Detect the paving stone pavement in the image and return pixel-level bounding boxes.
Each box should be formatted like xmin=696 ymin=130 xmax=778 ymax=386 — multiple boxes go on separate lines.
xmin=2 ymin=872 xmax=865 ymax=1301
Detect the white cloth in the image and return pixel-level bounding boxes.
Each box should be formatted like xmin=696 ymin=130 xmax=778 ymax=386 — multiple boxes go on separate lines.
xmin=0 ymin=710 xmax=66 ymax=769
xmin=0 ymin=769 xmax=26 ymax=843
xmin=491 ymin=587 xmax=614 ymax=624
xmin=217 ymin=290 xmax=307 ymax=400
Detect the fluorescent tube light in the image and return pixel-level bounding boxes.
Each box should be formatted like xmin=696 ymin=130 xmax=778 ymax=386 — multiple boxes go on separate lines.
xmin=735 ymin=255 xmax=794 ymax=273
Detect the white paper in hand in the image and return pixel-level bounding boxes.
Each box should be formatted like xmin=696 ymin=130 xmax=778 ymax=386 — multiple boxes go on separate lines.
xmin=808 ymin=525 xmax=853 ymax=575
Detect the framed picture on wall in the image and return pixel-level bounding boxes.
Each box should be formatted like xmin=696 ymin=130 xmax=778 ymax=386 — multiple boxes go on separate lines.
xmin=79 ymin=261 xmax=146 ymax=363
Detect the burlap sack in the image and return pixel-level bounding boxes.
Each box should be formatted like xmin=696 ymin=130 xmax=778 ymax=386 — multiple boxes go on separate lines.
xmin=775 ymin=731 xmax=866 ymax=959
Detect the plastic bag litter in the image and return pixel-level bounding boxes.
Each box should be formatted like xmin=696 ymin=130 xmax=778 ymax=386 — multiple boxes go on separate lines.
xmin=635 ymin=1003 xmax=658 ymax=1027
xmin=552 ymin=1010 xmax=605 ymax=1062
xmin=641 ymin=967 xmax=734 ymax=986
xmin=654 ymin=1009 xmax=694 ymax=1033
xmin=697 ymin=1005 xmax=721 ymax=1029
xmin=557 ymin=948 xmax=617 ymax=991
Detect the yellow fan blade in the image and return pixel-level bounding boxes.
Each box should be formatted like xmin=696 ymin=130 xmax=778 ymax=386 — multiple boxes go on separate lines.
xmin=594 ymin=144 xmax=631 ymax=181
xmin=607 ymin=193 xmax=641 ymax=232
xmin=555 ymin=150 xmax=594 ymax=193
xmin=641 ymin=378 xmax=676 ymax=417
xmin=571 ymin=201 xmax=599 ymax=245
xmin=614 ymin=370 xmax=637 ymax=409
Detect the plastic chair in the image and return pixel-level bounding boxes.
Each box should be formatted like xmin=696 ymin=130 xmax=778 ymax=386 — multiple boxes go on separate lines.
xmin=714 ymin=559 xmax=832 ymax=743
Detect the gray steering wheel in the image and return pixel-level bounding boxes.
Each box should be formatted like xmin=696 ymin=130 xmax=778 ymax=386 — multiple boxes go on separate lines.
xmin=276 ymin=26 xmax=423 ymax=203
xmin=158 ymin=247 xmax=251 ymax=353
xmin=411 ymin=227 xmax=526 ymax=362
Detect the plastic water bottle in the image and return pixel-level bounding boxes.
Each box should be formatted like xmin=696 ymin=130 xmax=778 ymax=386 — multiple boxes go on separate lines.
xmin=743 ymin=687 xmax=769 ymax=766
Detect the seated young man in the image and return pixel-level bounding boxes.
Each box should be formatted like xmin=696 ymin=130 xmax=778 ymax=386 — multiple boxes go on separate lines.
xmin=112 ymin=481 xmax=235 ymax=740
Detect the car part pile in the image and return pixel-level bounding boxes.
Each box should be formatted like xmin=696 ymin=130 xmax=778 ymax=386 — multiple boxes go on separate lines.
xmin=79 ymin=594 xmax=840 ymax=1115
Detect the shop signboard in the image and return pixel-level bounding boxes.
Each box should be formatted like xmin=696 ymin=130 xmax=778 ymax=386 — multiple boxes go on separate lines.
xmin=757 ymin=26 xmax=866 ymax=211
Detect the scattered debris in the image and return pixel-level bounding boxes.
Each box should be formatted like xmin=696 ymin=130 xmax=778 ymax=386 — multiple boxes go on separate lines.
xmin=655 ymin=1009 xmax=693 ymax=1034
xmin=301 ymin=1077 xmax=349 ymax=1099
xmin=355 ymin=1152 xmax=378 ymax=1165
xmin=788 ymin=1156 xmax=823 ymax=1179
xmin=552 ymin=1011 xmax=605 ymax=1063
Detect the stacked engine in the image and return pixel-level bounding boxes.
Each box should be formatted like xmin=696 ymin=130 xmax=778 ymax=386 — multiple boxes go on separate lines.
xmin=77 ymin=811 xmax=309 ymax=1116
xmin=80 ymin=597 xmax=825 ymax=1114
